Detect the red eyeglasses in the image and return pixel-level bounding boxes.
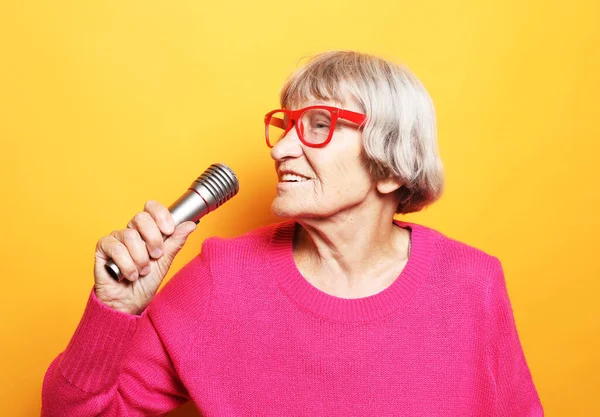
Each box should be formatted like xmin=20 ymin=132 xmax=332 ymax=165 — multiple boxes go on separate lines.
xmin=264 ymin=105 xmax=367 ymax=148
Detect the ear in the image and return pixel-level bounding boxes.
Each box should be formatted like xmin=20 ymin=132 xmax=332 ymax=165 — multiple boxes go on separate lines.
xmin=376 ymin=176 xmax=403 ymax=195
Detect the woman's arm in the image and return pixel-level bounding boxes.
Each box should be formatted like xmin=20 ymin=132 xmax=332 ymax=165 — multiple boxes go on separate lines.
xmin=41 ymin=243 xmax=214 ymax=417
xmin=486 ymin=258 xmax=544 ymax=416
xmin=41 ymin=288 xmax=190 ymax=416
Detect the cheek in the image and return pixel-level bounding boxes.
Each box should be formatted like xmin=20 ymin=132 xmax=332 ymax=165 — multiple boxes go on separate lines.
xmin=307 ymin=132 xmax=371 ymax=196
xmin=322 ymin=155 xmax=371 ymax=192
xmin=313 ymin=168 xmax=372 ymax=209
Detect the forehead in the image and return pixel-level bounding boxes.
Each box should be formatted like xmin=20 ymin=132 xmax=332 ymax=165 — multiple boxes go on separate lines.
xmin=285 ymin=93 xmax=362 ymax=114
xmin=281 ymin=72 xmax=365 ymax=110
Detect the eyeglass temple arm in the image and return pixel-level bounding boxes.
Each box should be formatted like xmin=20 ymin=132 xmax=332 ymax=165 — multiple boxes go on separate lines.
xmin=338 ymin=109 xmax=367 ymax=125
xmin=269 ymin=116 xmax=286 ymax=129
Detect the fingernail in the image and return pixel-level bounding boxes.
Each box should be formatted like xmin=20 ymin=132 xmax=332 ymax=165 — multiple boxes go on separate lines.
xmin=131 ymin=271 xmax=139 ymax=280
xmin=152 ymin=248 xmax=163 ymax=258
xmin=162 ymin=223 xmax=174 ymax=235
xmin=141 ymin=266 xmax=151 ymax=275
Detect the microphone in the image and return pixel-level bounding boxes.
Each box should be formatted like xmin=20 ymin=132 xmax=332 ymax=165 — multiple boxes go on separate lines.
xmin=105 ymin=162 xmax=240 ymax=282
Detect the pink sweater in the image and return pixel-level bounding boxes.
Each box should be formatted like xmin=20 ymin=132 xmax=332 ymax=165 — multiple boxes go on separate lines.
xmin=42 ymin=219 xmax=544 ymax=416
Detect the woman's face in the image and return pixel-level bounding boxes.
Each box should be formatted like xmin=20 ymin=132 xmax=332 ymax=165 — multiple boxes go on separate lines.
xmin=270 ymin=95 xmax=380 ymax=220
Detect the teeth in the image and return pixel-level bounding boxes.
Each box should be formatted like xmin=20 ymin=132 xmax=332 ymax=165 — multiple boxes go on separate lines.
xmin=281 ymin=173 xmax=309 ymax=182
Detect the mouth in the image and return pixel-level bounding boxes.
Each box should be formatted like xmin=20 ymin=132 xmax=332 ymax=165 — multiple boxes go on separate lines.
xmin=279 ymin=173 xmax=312 ymax=183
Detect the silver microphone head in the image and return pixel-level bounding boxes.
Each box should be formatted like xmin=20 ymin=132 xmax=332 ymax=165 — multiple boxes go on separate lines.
xmin=168 ymin=162 xmax=239 ymax=226
xmin=191 ymin=162 xmax=240 ymax=211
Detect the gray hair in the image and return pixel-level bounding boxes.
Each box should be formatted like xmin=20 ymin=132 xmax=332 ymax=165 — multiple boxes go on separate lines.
xmin=280 ymin=50 xmax=444 ymax=214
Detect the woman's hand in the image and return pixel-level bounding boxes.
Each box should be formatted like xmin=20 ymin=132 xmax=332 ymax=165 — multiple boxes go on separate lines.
xmin=93 ymin=200 xmax=197 ymax=315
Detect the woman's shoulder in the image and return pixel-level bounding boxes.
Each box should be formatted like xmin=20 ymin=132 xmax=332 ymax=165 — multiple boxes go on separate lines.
xmin=406 ymin=222 xmax=506 ymax=310
xmin=410 ymin=221 xmax=502 ymax=274
xmin=201 ymin=219 xmax=292 ymax=256
xmin=147 ymin=221 xmax=291 ymax=326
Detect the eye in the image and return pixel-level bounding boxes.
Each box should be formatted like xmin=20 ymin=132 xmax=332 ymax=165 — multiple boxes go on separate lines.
xmin=306 ymin=110 xmax=331 ymax=130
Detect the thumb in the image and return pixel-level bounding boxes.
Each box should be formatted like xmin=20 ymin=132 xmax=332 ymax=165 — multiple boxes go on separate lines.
xmin=162 ymin=221 xmax=197 ymax=259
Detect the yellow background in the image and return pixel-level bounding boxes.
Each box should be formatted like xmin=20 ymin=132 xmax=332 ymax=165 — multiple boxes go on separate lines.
xmin=1 ymin=1 xmax=598 ymax=415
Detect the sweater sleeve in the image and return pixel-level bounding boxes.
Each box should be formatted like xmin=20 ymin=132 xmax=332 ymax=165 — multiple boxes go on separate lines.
xmin=487 ymin=257 xmax=544 ymax=416
xmin=41 ymin=245 xmax=214 ymax=417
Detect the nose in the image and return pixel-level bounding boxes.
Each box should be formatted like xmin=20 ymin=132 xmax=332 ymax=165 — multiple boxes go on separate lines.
xmin=269 ymin=124 xmax=304 ymax=161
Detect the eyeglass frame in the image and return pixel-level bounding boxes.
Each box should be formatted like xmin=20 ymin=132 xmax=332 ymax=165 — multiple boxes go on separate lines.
xmin=264 ymin=105 xmax=367 ymax=148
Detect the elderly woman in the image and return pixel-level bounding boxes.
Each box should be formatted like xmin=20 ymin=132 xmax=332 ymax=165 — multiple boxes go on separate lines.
xmin=42 ymin=51 xmax=543 ymax=416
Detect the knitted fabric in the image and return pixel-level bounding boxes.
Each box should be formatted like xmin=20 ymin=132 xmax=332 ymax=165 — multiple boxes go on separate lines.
xmin=42 ymin=219 xmax=543 ymax=416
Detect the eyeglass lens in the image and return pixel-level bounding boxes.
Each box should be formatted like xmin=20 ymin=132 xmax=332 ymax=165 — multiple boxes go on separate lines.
xmin=267 ymin=109 xmax=333 ymax=147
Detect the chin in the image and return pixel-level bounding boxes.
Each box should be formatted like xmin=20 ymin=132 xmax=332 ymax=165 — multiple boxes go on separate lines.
xmin=271 ymin=199 xmax=313 ymax=219
xmin=271 ymin=198 xmax=341 ymax=220
xmin=271 ymin=201 xmax=301 ymax=219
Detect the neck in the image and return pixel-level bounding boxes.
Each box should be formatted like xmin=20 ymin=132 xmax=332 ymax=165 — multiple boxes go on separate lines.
xmin=292 ymin=206 xmax=410 ymax=295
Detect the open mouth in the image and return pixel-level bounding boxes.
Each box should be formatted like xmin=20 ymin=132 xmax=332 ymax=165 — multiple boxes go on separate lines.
xmin=280 ymin=173 xmax=311 ymax=183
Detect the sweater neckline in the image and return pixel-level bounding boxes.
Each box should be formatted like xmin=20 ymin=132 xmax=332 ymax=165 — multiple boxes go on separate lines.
xmin=268 ymin=219 xmax=437 ymax=323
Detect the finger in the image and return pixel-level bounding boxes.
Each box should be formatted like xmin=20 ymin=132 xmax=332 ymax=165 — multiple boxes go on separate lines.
xmin=144 ymin=200 xmax=175 ymax=236
xmin=128 ymin=211 xmax=165 ymax=259
xmin=162 ymin=221 xmax=197 ymax=263
xmin=119 ymin=228 xmax=151 ymax=276
xmin=98 ymin=234 xmax=139 ymax=281
xmin=164 ymin=221 xmax=197 ymax=253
